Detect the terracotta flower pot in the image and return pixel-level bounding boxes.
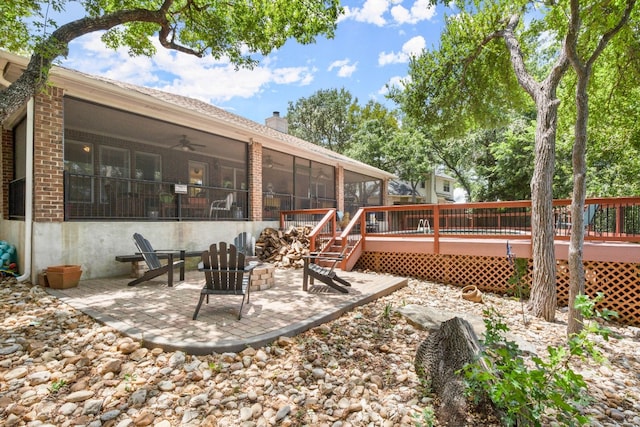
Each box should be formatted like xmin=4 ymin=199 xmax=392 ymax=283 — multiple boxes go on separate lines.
xmin=46 ymin=265 xmax=82 ymax=289
xmin=462 ymin=285 xmax=483 ymax=303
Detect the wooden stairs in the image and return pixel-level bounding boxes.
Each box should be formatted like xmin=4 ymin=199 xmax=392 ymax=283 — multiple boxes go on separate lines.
xmin=316 ymin=237 xmax=360 ymax=272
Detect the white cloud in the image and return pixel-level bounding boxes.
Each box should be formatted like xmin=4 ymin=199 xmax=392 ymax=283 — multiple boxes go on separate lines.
xmin=328 ymin=59 xmax=358 ymax=77
xmin=63 ymin=33 xmax=316 ymax=104
xmin=378 ymin=35 xmax=426 ymax=65
xmin=454 ymin=188 xmax=468 ymax=203
xmin=272 ymin=66 xmax=316 ymax=85
xmin=341 ymin=0 xmax=390 ymax=26
xmin=391 ymin=0 xmax=437 ymax=24
xmin=328 ymin=59 xmax=348 ymax=69
xmin=342 ymin=0 xmax=437 ymax=26
xmin=337 ymin=63 xmax=357 ymax=77
xmin=377 ymin=85 xmax=389 ymax=96
xmin=378 ymin=75 xmax=406 ymax=95
xmin=402 ymin=35 xmax=427 ymax=55
xmin=378 ymin=51 xmax=400 ymax=66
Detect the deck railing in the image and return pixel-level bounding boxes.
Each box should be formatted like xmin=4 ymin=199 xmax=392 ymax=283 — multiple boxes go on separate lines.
xmin=309 ymin=210 xmax=339 ymax=253
xmin=360 ymin=201 xmax=533 ymax=241
xmin=64 ymin=172 xmax=248 ymax=221
xmin=550 ymin=197 xmax=640 ymax=241
xmin=281 ymin=197 xmax=640 ymax=270
xmin=280 ymin=208 xmax=361 ymax=269
xmin=280 ymin=208 xmax=337 ymax=252
xmin=360 ymin=198 xmax=640 ymax=243
xmin=263 ymin=192 xmax=337 ymax=220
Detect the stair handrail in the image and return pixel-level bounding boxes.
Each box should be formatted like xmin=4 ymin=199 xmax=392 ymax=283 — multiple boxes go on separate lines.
xmin=337 ymin=208 xmax=366 ymax=269
xmin=308 ymin=209 xmax=338 ymax=253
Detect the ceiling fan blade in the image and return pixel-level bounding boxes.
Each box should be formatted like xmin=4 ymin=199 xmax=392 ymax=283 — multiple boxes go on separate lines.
xmin=170 ymin=134 xmax=204 ymax=151
xmin=265 ymin=156 xmax=285 ymax=167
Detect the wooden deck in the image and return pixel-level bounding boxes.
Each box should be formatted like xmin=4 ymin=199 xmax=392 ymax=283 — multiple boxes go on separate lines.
xmin=362 ymin=236 xmax=640 ymax=263
xmin=280 ymin=198 xmax=640 ymax=326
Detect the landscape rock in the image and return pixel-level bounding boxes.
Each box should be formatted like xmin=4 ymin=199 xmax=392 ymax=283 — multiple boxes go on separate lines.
xmin=0 ymin=276 xmax=638 ymax=426
xmin=397 ymin=305 xmax=538 ymax=354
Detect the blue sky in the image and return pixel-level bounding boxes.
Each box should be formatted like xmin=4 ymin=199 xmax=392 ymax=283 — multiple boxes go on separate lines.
xmin=59 ymin=0 xmax=452 ymax=124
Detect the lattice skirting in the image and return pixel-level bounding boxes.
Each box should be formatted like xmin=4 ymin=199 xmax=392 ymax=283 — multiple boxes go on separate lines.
xmin=355 ymin=252 xmax=640 ymax=327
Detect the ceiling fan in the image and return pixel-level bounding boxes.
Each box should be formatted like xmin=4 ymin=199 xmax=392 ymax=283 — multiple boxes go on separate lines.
xmin=315 ymin=169 xmax=328 ymax=180
xmin=264 ymin=155 xmax=285 ymax=168
xmin=171 ymin=135 xmax=206 ymax=152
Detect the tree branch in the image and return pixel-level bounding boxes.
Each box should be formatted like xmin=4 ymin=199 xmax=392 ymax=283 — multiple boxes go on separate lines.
xmin=458 ymin=30 xmax=504 ymax=83
xmin=585 ymin=0 xmax=636 ymax=69
xmin=566 ymin=0 xmax=635 ymax=76
xmin=0 ymin=0 xmax=215 ymax=123
xmin=501 ymin=13 xmax=540 ymax=98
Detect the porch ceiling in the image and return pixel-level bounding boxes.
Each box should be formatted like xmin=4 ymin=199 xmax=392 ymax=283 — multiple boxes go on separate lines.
xmin=65 ymin=98 xmax=238 ymax=160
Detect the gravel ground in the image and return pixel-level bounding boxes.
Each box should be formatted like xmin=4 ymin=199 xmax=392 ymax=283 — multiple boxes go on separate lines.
xmin=1 ymin=274 xmax=639 ymax=426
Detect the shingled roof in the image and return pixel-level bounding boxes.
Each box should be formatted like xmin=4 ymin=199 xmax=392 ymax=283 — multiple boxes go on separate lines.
xmin=0 ymin=49 xmax=394 ymax=178
xmin=59 ymin=63 xmax=395 ymax=178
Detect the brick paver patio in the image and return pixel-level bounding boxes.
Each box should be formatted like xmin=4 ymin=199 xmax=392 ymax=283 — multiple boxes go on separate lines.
xmin=47 ymin=267 xmax=407 ymax=354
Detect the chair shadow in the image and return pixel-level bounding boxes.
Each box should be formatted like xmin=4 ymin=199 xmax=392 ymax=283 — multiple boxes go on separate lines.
xmin=307 ymin=285 xmax=343 ymax=294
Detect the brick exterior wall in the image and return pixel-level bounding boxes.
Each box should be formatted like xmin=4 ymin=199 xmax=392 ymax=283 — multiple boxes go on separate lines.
xmin=336 ymin=166 xmax=344 ymax=212
xmin=249 ymin=141 xmax=262 ymax=220
xmin=33 ymin=87 xmax=64 ymax=222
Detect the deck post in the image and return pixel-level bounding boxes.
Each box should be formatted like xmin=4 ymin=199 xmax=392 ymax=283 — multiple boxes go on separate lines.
xmin=433 ymin=204 xmax=440 ymax=254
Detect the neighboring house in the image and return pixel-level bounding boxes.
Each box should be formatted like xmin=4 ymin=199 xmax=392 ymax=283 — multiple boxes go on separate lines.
xmin=0 ymin=51 xmax=394 ymax=281
xmin=388 ymin=169 xmax=456 ymax=205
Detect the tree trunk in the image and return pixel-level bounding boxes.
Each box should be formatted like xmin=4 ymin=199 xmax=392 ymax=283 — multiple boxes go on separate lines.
xmin=564 ymin=0 xmax=635 ymax=336
xmin=501 ymin=13 xmax=568 ymax=322
xmin=567 ymin=74 xmax=589 ymax=335
xmin=528 ymin=96 xmax=559 ymax=321
xmin=414 ymin=317 xmax=487 ymax=426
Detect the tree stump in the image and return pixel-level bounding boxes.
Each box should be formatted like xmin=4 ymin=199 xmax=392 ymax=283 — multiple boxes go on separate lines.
xmin=414 ymin=316 xmax=483 ymax=426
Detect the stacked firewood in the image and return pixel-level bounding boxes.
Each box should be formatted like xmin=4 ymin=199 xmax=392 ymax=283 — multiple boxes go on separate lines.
xmin=255 ymin=226 xmax=313 ymax=268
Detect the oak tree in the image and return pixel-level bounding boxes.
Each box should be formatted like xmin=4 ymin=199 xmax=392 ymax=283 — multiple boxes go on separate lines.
xmin=286 ymin=88 xmax=358 ymax=154
xmin=563 ymin=0 xmax=636 ymax=335
xmin=392 ymin=2 xmax=568 ymax=321
xmin=393 ymin=0 xmax=637 ymax=325
xmin=0 ymin=0 xmax=341 ymax=124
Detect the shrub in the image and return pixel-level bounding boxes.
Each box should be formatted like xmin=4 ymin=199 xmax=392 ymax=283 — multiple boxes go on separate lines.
xmin=463 ymin=294 xmax=616 ymax=426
